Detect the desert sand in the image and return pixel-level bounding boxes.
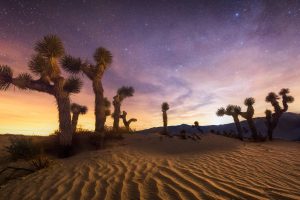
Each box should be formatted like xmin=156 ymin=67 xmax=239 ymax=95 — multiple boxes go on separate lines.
xmin=0 ymin=133 xmax=299 ymax=200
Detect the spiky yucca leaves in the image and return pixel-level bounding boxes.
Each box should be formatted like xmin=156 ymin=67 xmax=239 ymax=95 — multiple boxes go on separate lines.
xmin=119 ymin=111 xmax=137 ymax=132
xmin=93 ymin=47 xmax=113 ymax=67
xmin=0 ymin=65 xmax=13 ymax=90
xmin=35 ymin=35 xmax=65 ymax=58
xmin=1 ymin=35 xmax=82 ymax=149
xmin=63 ymin=77 xmax=82 ymax=94
xmin=14 ymin=73 xmax=33 ymax=90
xmin=240 ymin=97 xmax=258 ymax=140
xmin=117 ymin=86 xmax=135 ymax=100
xmin=216 ymin=105 xmax=243 ymax=140
xmin=265 ymin=88 xmax=294 ymax=140
xmin=61 ymin=47 xmax=113 ymax=135
xmin=161 ymin=102 xmax=170 ymax=135
xmin=162 ymin=102 xmax=170 ymax=112
xmin=71 ymin=103 xmax=88 ymax=133
xmin=113 ymin=86 xmax=135 ymax=132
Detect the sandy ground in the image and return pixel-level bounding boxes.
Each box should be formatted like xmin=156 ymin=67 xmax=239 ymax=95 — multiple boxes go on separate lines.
xmin=0 ymin=133 xmax=299 ymax=200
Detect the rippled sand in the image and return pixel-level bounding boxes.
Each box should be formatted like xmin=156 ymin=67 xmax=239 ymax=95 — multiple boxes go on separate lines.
xmin=0 ymin=134 xmax=299 ymax=200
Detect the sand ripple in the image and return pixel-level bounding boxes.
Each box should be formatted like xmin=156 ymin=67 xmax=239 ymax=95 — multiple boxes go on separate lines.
xmin=0 ymin=134 xmax=299 ymax=200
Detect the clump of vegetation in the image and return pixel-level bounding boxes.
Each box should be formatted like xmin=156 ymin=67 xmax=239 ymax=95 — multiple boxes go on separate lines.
xmin=265 ymin=88 xmax=294 ymax=140
xmin=5 ymin=137 xmax=40 ymax=160
xmin=180 ymin=130 xmax=187 ymax=139
xmin=161 ymin=102 xmax=170 ymax=135
xmin=29 ymin=155 xmax=51 ymax=170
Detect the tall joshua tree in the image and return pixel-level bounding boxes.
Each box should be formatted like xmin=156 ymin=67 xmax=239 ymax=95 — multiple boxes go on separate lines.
xmin=61 ymin=47 xmax=112 ymax=135
xmin=240 ymin=98 xmax=258 ymax=140
xmin=71 ymin=103 xmax=88 ymax=133
xmin=216 ymin=105 xmax=243 ymax=140
xmin=161 ymin=102 xmax=170 ymax=135
xmin=120 ymin=111 xmax=137 ymax=132
xmin=265 ymin=88 xmax=294 ymax=140
xmin=0 ymin=35 xmax=82 ymax=147
xmin=112 ymin=86 xmax=135 ymax=132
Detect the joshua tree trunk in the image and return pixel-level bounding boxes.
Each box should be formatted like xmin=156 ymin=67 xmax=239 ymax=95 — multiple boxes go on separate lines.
xmin=55 ymin=95 xmax=72 ymax=146
xmin=246 ymin=118 xmax=258 ymax=140
xmin=113 ymin=99 xmax=121 ymax=132
xmin=93 ymin=79 xmax=105 ymax=135
xmin=232 ymin=115 xmax=243 ymax=140
xmin=163 ymin=111 xmax=168 ymax=134
xmin=54 ymin=79 xmax=73 ymax=146
xmin=71 ymin=113 xmax=79 ymax=134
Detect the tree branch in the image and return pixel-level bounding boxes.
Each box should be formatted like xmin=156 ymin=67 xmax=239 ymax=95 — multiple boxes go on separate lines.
xmin=12 ymin=78 xmax=54 ymax=95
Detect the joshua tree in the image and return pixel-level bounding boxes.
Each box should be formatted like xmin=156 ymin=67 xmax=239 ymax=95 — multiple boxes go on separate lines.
xmin=192 ymin=121 xmax=203 ymax=133
xmin=112 ymin=86 xmax=135 ymax=132
xmin=120 ymin=111 xmax=137 ymax=132
xmin=71 ymin=103 xmax=88 ymax=133
xmin=265 ymin=88 xmax=294 ymax=140
xmin=161 ymin=102 xmax=170 ymax=134
xmin=240 ymin=97 xmax=258 ymax=140
xmin=216 ymin=105 xmax=243 ymax=140
xmin=61 ymin=47 xmax=112 ymax=135
xmin=0 ymin=35 xmax=82 ymax=148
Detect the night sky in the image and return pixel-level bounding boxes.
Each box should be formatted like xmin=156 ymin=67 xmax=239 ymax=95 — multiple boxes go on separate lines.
xmin=1 ymin=0 xmax=300 ymax=135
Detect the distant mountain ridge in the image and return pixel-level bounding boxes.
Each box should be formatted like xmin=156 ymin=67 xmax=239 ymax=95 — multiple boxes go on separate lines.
xmin=138 ymin=112 xmax=300 ymax=141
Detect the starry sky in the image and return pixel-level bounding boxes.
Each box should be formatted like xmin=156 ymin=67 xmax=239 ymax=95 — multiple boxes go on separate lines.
xmin=1 ymin=0 xmax=300 ymax=135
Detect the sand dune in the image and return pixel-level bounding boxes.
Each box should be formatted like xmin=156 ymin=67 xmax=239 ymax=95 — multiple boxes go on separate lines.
xmin=0 ymin=134 xmax=300 ymax=200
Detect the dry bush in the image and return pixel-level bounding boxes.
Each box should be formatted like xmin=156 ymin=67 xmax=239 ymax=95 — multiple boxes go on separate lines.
xmin=5 ymin=136 xmax=41 ymax=161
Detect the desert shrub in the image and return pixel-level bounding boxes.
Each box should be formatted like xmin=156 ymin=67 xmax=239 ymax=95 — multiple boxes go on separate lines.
xmin=5 ymin=137 xmax=41 ymax=160
xmin=30 ymin=155 xmax=51 ymax=170
xmin=180 ymin=130 xmax=187 ymax=139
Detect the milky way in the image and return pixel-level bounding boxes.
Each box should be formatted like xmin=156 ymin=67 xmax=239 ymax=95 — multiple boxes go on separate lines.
xmin=0 ymin=0 xmax=300 ymax=134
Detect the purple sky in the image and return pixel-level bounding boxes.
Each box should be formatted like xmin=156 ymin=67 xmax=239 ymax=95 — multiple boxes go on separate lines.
xmin=1 ymin=0 xmax=300 ymax=134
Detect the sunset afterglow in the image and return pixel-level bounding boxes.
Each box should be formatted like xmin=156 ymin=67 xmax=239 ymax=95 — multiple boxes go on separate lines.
xmin=1 ymin=1 xmax=300 ymax=135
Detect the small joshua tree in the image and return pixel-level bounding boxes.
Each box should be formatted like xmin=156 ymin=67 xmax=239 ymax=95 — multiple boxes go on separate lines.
xmin=192 ymin=121 xmax=203 ymax=133
xmin=0 ymin=35 xmax=82 ymax=148
xmin=161 ymin=102 xmax=170 ymax=134
xmin=120 ymin=111 xmax=137 ymax=132
xmin=265 ymin=88 xmax=294 ymax=140
xmin=216 ymin=105 xmax=243 ymax=140
xmin=112 ymin=86 xmax=135 ymax=132
xmin=240 ymin=97 xmax=258 ymax=140
xmin=71 ymin=103 xmax=88 ymax=133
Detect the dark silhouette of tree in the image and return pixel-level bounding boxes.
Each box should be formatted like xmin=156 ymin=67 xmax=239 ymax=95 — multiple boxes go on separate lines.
xmin=112 ymin=86 xmax=134 ymax=132
xmin=216 ymin=105 xmax=243 ymax=140
xmin=192 ymin=121 xmax=204 ymax=133
xmin=0 ymin=35 xmax=82 ymax=149
xmin=240 ymin=97 xmax=258 ymax=140
xmin=120 ymin=111 xmax=137 ymax=132
xmin=265 ymin=88 xmax=294 ymax=140
xmin=161 ymin=102 xmax=169 ymax=134
xmin=71 ymin=103 xmax=87 ymax=133
xmin=61 ymin=47 xmax=112 ymax=136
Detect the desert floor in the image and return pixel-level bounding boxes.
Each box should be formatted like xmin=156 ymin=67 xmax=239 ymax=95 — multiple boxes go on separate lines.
xmin=0 ymin=133 xmax=299 ymax=200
